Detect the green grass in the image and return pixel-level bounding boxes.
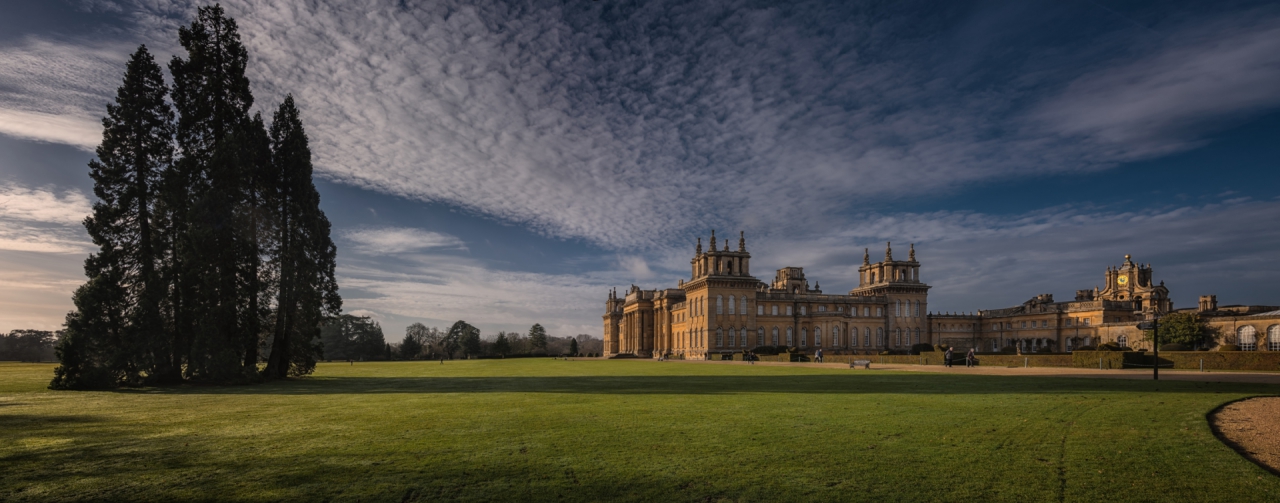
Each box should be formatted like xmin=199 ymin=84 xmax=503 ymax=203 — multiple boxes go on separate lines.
xmin=1 ymin=360 xmax=1277 ymax=502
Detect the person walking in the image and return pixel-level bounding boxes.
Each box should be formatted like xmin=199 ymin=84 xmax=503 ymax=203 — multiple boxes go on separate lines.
xmin=816 ymin=348 xmax=823 ymax=363
xmin=966 ymin=347 xmax=975 ymax=368
xmin=944 ymin=346 xmax=954 ymax=368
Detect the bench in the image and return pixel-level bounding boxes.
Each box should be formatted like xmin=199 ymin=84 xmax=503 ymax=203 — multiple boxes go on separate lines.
xmin=851 ymin=359 xmax=871 ymax=369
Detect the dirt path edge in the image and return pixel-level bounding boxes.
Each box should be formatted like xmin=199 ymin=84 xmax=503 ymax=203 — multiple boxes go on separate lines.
xmin=1207 ymin=396 xmax=1280 ymax=478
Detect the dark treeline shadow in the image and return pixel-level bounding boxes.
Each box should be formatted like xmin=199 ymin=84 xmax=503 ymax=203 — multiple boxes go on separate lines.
xmin=110 ymin=373 xmax=1272 ymax=397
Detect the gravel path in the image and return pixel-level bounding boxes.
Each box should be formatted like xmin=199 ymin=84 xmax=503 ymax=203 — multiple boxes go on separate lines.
xmin=1211 ymin=397 xmax=1280 ymax=476
xmin=661 ymin=358 xmax=1280 ymax=384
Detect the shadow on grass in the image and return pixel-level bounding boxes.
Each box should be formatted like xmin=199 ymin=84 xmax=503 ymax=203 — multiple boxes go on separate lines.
xmin=110 ymin=374 xmax=1269 ymax=396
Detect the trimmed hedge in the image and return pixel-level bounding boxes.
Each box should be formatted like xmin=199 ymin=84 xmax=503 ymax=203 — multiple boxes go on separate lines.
xmin=1072 ymin=350 xmax=1280 ymax=371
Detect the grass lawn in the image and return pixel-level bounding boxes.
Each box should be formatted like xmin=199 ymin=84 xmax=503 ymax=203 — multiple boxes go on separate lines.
xmin=1 ymin=359 xmax=1277 ymax=502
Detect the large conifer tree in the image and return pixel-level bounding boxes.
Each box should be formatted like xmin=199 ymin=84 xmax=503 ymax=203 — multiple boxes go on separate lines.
xmin=51 ymin=46 xmax=174 ymax=389
xmin=168 ymin=4 xmax=260 ymax=382
xmin=263 ymin=96 xmax=341 ymax=378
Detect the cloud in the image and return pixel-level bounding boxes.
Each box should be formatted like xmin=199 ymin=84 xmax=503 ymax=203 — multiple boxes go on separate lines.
xmin=8 ymin=1 xmax=1277 ymax=252
xmin=341 ymin=227 xmax=466 ymax=255
xmin=0 ymin=184 xmax=93 ymax=254
xmin=616 ymin=255 xmax=654 ymax=281
xmin=1033 ymin=12 xmax=1280 ymax=159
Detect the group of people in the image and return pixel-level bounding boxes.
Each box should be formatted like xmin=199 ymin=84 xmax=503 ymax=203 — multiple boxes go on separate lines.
xmin=943 ymin=347 xmax=977 ymax=368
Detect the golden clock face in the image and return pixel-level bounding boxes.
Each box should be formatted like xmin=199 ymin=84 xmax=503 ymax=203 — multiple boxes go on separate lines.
xmin=1117 ymin=276 xmax=1128 ymax=286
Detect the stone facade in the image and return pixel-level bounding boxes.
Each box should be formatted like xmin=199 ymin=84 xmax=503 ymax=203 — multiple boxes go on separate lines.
xmin=602 ymin=233 xmax=1280 ymax=358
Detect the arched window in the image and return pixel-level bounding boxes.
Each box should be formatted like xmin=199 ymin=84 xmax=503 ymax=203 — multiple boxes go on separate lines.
xmin=876 ymin=327 xmax=884 ymax=346
xmin=741 ymin=297 xmax=748 ymax=315
xmin=815 ymin=327 xmax=823 ymax=347
xmin=833 ymin=326 xmax=841 ymax=347
xmin=786 ymin=327 xmax=794 ymax=346
xmin=1269 ymin=325 xmax=1280 ymax=351
xmin=915 ymin=301 xmax=921 ymax=317
xmin=757 ymin=327 xmax=764 ymax=346
xmin=1238 ymin=326 xmax=1257 ymax=351
xmin=728 ymin=295 xmax=736 ymax=315
xmin=895 ymin=301 xmax=901 ymax=317
xmin=914 ymin=328 xmax=921 ymax=345
xmin=772 ymin=327 xmax=779 ymax=345
xmin=727 ymin=328 xmax=735 ymax=347
xmin=800 ymin=328 xmax=808 ymax=347
xmin=740 ymin=328 xmax=747 ymax=347
xmin=1117 ymin=335 xmax=1128 ymax=348
xmin=716 ymin=296 xmax=723 ymax=315
xmin=716 ymin=328 xmax=724 ymax=347
xmin=895 ymin=328 xmax=902 ymax=346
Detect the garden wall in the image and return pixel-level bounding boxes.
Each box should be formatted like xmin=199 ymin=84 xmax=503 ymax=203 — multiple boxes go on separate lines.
xmin=1070 ymin=351 xmax=1280 ymax=371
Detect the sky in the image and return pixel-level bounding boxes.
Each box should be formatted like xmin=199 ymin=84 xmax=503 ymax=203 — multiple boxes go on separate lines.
xmin=2 ymin=0 xmax=1279 ymax=339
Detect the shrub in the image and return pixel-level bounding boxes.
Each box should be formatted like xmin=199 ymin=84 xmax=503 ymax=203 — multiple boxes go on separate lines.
xmin=1035 ymin=346 xmax=1056 ymax=353
xmin=1217 ymin=344 xmax=1240 ymax=352
xmin=1075 ymin=345 xmax=1096 ymax=351
xmin=910 ymin=343 xmax=935 ymax=354
xmin=933 ymin=344 xmax=950 ymax=352
xmin=1159 ymin=343 xmax=1190 ymax=352
xmin=998 ymin=346 xmax=1018 ymax=354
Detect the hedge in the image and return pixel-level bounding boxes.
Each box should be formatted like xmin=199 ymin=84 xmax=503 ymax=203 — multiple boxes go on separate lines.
xmin=1071 ymin=351 xmax=1280 ymax=371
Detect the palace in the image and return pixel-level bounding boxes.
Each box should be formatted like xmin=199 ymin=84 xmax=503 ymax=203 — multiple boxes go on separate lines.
xmin=602 ymin=231 xmax=1280 ymax=358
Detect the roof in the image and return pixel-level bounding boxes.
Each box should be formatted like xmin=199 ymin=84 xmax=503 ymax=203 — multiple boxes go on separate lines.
xmin=1249 ymin=309 xmax=1280 ymax=317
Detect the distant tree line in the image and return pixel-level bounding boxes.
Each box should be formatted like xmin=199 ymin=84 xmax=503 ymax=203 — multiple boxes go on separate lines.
xmin=1 ymin=330 xmax=59 ymax=362
xmin=52 ymin=5 xmax=339 ymax=389
xmin=392 ymin=323 xmax=604 ymax=360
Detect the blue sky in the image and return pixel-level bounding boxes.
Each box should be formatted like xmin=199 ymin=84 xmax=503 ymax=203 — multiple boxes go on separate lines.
xmin=1 ymin=0 xmax=1278 ymax=338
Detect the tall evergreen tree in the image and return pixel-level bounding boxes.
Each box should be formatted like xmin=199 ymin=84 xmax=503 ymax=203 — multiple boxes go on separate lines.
xmin=263 ymin=96 xmax=341 ymax=379
xmin=168 ymin=5 xmax=259 ymax=382
xmin=51 ymin=46 xmax=174 ymax=389
xmin=493 ymin=332 xmax=510 ymax=357
xmin=529 ymin=323 xmax=548 ymax=353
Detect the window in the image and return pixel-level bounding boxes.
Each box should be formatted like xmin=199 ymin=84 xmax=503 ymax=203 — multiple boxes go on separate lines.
xmin=1020 ymin=321 xmax=1027 ymax=328
xmin=864 ymin=327 xmax=871 ymax=347
xmin=1270 ymin=325 xmax=1280 ymax=352
xmin=800 ymin=328 xmax=808 ymax=347
xmin=772 ymin=327 xmax=779 ymax=345
xmin=895 ymin=301 xmax=901 ymax=317
xmin=992 ymin=340 xmax=999 ymax=351
xmin=1117 ymin=335 xmax=1128 ymax=348
xmin=786 ymin=327 xmax=794 ymax=346
xmin=800 ymin=306 xmax=807 ymax=315
xmin=863 ymin=307 xmax=870 ymax=317
xmin=838 ymin=306 xmax=843 ymax=312
xmin=717 ymin=296 xmax=723 ymax=315
xmin=786 ymin=306 xmax=793 ymax=315
xmin=757 ymin=327 xmax=764 ymax=346
xmin=914 ymin=301 xmax=920 ymax=317
xmin=717 ymin=328 xmax=724 ymax=347
xmin=1083 ymin=318 xmax=1091 ymax=326
xmin=1043 ymin=320 xmax=1049 ymax=328
xmin=993 ymin=323 xmax=999 ymax=330
xmin=1238 ymin=326 xmax=1258 ymax=351
xmin=741 ymin=297 xmax=747 ymax=315
xmin=815 ymin=327 xmax=822 ymax=346
xmin=895 ymin=328 xmax=902 ymax=347
xmin=876 ymin=327 xmax=884 ymax=346
xmin=818 ymin=305 xmax=826 ymax=312
xmin=757 ymin=305 xmax=764 ymax=315
xmin=1066 ymin=318 xmax=1073 ymax=327
xmin=914 ymin=328 xmax=921 ymax=345
xmin=833 ymin=327 xmax=841 ymax=346
xmin=876 ymin=307 xmax=883 ymax=317
xmin=728 ymin=328 xmax=735 ymax=347
xmin=772 ymin=305 xmax=779 ymax=316
xmin=728 ymin=295 xmax=735 ymax=315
